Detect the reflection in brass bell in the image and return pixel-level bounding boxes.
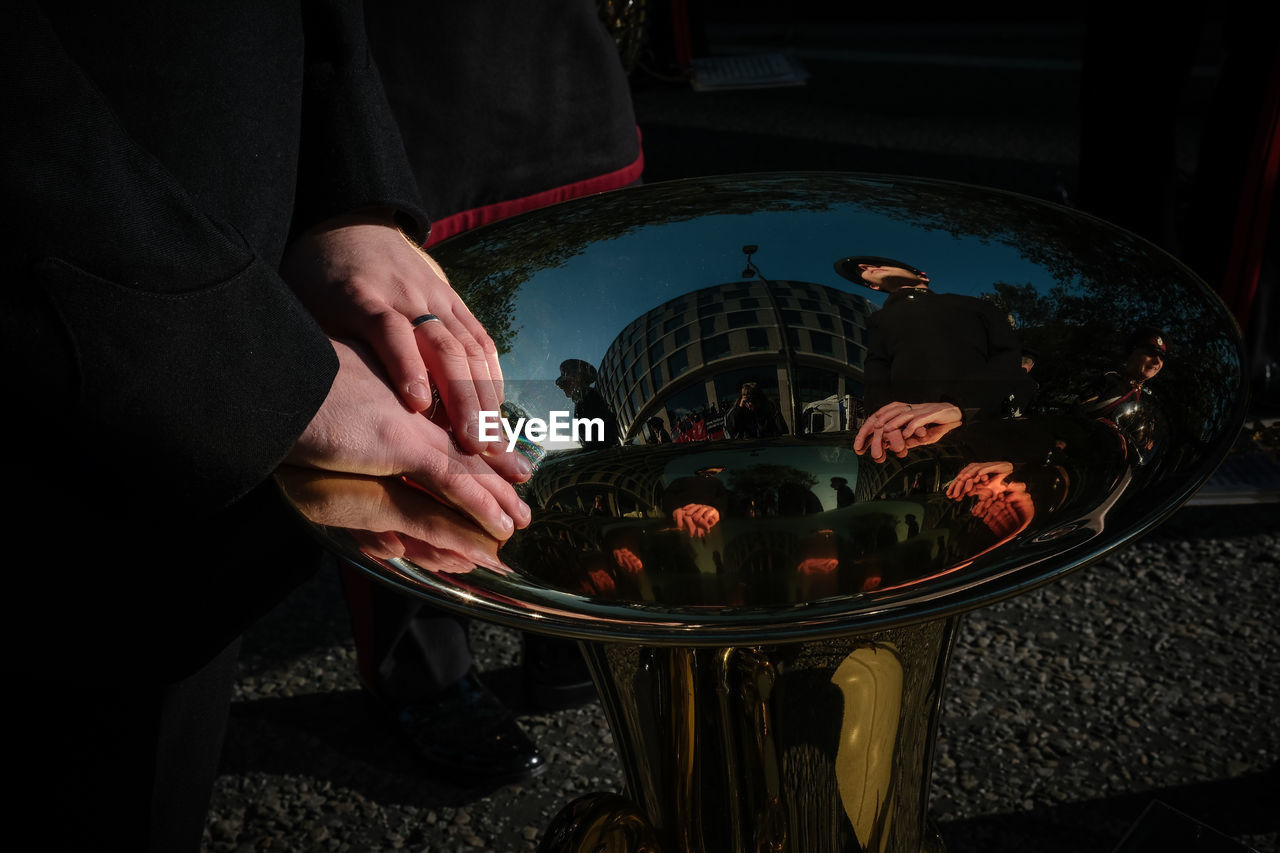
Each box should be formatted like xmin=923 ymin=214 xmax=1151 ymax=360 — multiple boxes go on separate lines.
xmin=278 ymin=173 xmax=1246 ymax=853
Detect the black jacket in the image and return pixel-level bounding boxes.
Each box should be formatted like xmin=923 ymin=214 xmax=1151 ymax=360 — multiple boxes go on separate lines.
xmin=2 ymin=0 xmax=423 ymax=677
xmin=863 ymin=289 xmax=1034 ymax=420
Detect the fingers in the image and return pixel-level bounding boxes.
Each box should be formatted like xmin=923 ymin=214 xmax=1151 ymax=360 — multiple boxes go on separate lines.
xmin=384 ymin=480 xmax=513 ymax=572
xmin=946 ymin=463 xmax=983 ymax=499
xmin=853 ymin=419 xmax=875 ymax=454
xmin=854 ymin=402 xmax=905 ymax=453
xmin=277 ymin=468 xmax=512 ymax=573
xmin=900 ymin=407 xmax=962 ymax=437
xmin=673 ymin=504 xmax=719 ymax=538
xmin=449 ymin=299 xmax=505 ymax=403
xmin=860 ymin=399 xmax=962 ymax=461
xmin=672 ymin=507 xmax=689 ymax=536
xmin=400 ymin=537 xmax=506 ymax=575
xmin=290 ymin=340 xmax=530 ymax=542
xmin=613 ymin=548 xmax=643 ymax=573
xmin=410 ymin=250 xmax=507 ymax=405
xmin=360 ymin=307 xmax=436 ymax=413
xmin=398 ymin=431 xmax=531 ymax=541
xmin=855 ymin=402 xmax=932 ymax=460
xmin=413 ymin=316 xmax=501 ymax=455
xmin=689 ymin=507 xmax=717 ymax=538
xmin=883 ymin=427 xmax=907 ymax=458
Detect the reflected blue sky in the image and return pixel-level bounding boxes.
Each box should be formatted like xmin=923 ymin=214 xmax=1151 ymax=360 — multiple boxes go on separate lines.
xmin=502 ymin=202 xmax=1054 ymax=386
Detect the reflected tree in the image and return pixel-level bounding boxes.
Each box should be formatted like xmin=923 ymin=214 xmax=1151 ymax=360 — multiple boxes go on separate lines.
xmin=433 ymin=174 xmax=860 ymax=353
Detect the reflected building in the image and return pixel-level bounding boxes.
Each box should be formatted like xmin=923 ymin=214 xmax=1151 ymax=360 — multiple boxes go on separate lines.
xmin=596 ymin=279 xmax=877 ymax=443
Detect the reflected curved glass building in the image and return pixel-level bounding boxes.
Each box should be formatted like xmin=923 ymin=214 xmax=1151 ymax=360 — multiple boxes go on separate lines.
xmin=597 ymin=278 xmax=877 ymax=443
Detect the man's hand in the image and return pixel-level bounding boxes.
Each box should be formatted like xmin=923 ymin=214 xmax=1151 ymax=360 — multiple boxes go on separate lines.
xmin=969 ymin=482 xmax=1034 ymax=538
xmin=854 ymin=401 xmax=963 ymax=462
xmin=275 ymin=468 xmax=512 ymax=574
xmin=612 ymin=547 xmax=644 ymax=574
xmin=945 ymin=461 xmax=1015 ymax=500
xmin=672 ymin=503 xmax=720 ymax=539
xmin=797 ymin=557 xmax=839 ymax=575
xmin=286 ymin=339 xmax=530 ymax=541
xmin=943 ymin=461 xmax=1033 ymax=539
xmin=281 ymin=214 xmax=503 ymax=456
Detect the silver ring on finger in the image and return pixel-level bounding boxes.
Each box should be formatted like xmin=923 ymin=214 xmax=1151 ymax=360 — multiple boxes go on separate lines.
xmin=412 ymin=313 xmax=442 ymax=327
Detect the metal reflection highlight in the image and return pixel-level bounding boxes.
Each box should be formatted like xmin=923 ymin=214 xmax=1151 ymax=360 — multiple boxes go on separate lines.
xmin=567 ymin=620 xmax=956 ymax=853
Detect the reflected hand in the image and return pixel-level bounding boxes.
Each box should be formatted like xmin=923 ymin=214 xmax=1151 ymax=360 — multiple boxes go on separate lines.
xmin=281 ymin=215 xmax=503 ymax=454
xmin=945 ymin=461 xmax=1014 ymax=500
xmin=586 ymin=567 xmax=617 ymax=595
xmin=968 ymin=481 xmax=1034 ymax=539
xmin=854 ymin=402 xmax=963 ymax=462
xmin=286 ymin=339 xmax=530 ymax=541
xmin=672 ymin=503 xmax=720 ymax=538
xmin=612 ymin=547 xmax=644 ymax=574
xmin=274 ymin=467 xmax=511 ymax=574
xmin=797 ymin=557 xmax=839 ymax=575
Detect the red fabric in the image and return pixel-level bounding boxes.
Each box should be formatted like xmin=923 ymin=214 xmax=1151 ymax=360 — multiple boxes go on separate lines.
xmin=338 ymin=562 xmax=377 ymax=690
xmin=1221 ymin=51 xmax=1280 ymax=327
xmin=424 ymin=130 xmax=645 ymax=247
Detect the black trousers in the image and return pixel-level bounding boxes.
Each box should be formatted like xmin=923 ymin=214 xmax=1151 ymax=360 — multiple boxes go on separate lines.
xmin=341 ymin=560 xmax=473 ymax=705
xmin=10 ymin=638 xmax=240 ymax=852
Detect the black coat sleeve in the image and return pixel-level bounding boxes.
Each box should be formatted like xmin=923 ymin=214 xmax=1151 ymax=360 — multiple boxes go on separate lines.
xmin=292 ymin=0 xmax=431 ymax=241
xmin=1 ymin=1 xmax=336 ymax=515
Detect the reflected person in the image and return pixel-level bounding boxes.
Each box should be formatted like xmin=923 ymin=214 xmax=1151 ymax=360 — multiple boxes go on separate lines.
xmin=557 ymin=358 xmax=621 ymax=448
xmin=725 ymin=380 xmax=789 ymax=438
xmin=831 ymin=476 xmax=856 ymax=508
xmin=1077 ymin=326 xmax=1168 ymax=465
xmin=835 ymin=255 xmax=1034 ymax=462
xmin=645 ymin=415 xmax=673 ymax=445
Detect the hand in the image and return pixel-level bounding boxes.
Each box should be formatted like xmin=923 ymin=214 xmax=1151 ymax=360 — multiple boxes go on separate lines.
xmin=796 ymin=557 xmax=839 ymax=575
xmin=275 ymin=468 xmax=511 ymax=574
xmin=586 ymin=567 xmax=618 ymax=595
xmin=612 ymin=547 xmax=644 ymax=574
xmin=968 ymin=481 xmax=1034 ymax=539
xmin=285 ymin=339 xmax=530 ymax=541
xmin=945 ymin=461 xmax=1015 ymax=500
xmin=281 ymin=214 xmax=503 ymax=455
xmin=672 ymin=503 xmax=720 ymax=538
xmin=854 ymin=401 xmax=963 ymax=462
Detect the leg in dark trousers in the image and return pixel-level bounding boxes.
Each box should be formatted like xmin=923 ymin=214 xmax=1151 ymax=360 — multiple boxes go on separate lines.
xmin=339 ymin=562 xmax=546 ymax=786
xmin=11 ymin=638 xmax=240 ymax=853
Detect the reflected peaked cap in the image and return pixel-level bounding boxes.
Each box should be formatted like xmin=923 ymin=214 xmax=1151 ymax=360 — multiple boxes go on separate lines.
xmin=833 ymin=255 xmax=927 ymax=288
xmin=1128 ymin=326 xmax=1169 ymax=356
xmin=557 ymin=358 xmax=597 ymax=385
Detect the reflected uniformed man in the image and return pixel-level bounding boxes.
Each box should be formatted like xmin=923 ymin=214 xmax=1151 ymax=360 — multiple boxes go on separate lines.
xmin=1078 ymin=326 xmax=1169 ymax=465
xmin=556 ymin=358 xmax=620 ymax=447
xmin=834 ymin=255 xmax=1034 ymax=461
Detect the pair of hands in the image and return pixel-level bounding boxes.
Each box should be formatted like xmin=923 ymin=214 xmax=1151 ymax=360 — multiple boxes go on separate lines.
xmin=853 ymin=401 xmax=963 ymax=462
xmin=281 ymin=215 xmax=529 ymax=542
xmin=276 ymin=468 xmax=511 ymax=575
xmin=945 ymin=461 xmax=1034 ymax=538
xmin=671 ymin=503 xmax=720 ymax=539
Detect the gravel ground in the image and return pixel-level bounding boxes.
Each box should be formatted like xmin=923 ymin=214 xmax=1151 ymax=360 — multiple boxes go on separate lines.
xmin=203 ymin=502 xmax=1279 ymax=853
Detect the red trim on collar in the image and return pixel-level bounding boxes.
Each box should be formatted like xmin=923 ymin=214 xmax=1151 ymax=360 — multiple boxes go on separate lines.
xmin=424 ymin=129 xmax=645 ymax=247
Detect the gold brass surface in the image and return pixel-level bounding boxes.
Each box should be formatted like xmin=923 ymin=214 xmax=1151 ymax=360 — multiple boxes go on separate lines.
xmin=276 ymin=174 xmax=1247 ymax=853
xmin=569 ymin=619 xmax=957 ymax=853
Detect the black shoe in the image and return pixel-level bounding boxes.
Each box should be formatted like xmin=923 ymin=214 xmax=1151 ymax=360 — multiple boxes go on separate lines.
xmin=381 ymin=670 xmax=546 ymax=787
xmin=522 ymin=634 xmax=597 ymax=711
